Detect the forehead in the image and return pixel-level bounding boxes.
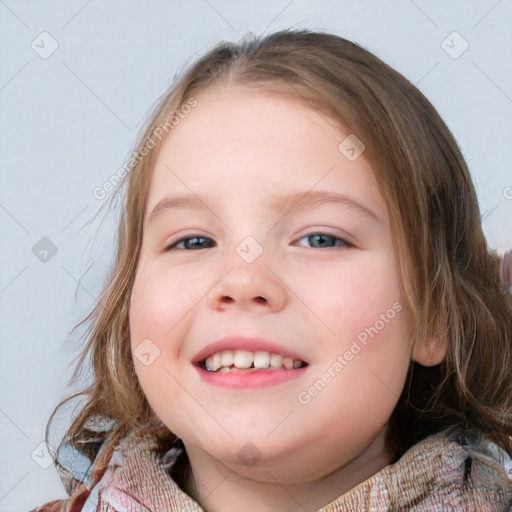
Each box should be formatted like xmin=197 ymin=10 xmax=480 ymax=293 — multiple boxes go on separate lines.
xmin=145 ymin=87 xmax=387 ymax=224
xmin=156 ymin=86 xmax=345 ymax=171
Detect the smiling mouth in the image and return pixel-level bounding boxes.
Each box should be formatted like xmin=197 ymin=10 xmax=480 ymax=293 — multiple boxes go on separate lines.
xmin=198 ymin=349 xmax=308 ymax=373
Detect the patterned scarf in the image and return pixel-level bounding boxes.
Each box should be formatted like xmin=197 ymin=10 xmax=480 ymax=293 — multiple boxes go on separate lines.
xmin=31 ymin=424 xmax=512 ymax=511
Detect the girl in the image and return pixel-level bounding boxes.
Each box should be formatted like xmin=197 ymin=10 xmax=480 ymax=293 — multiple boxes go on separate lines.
xmin=31 ymin=28 xmax=511 ymax=511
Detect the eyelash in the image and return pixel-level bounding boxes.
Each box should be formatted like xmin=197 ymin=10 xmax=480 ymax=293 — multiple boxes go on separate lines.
xmin=164 ymin=231 xmax=354 ymax=251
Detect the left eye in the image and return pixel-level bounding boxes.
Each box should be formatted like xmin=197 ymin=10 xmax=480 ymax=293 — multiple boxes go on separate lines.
xmin=295 ymin=232 xmax=353 ymax=249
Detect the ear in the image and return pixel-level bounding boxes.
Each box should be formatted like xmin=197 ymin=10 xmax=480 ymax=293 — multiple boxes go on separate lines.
xmin=411 ymin=336 xmax=447 ymax=367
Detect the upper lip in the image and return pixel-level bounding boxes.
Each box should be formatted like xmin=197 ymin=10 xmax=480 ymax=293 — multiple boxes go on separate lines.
xmin=191 ymin=336 xmax=309 ymax=365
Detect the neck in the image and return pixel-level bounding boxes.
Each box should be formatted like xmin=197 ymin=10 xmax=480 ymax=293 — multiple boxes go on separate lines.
xmin=181 ymin=429 xmax=391 ymax=512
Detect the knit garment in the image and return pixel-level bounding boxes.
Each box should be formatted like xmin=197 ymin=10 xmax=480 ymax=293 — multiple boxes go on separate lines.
xmin=30 ymin=424 xmax=512 ymax=512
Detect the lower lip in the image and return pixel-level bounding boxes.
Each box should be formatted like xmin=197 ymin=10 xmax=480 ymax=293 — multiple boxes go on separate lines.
xmin=194 ymin=365 xmax=308 ymax=389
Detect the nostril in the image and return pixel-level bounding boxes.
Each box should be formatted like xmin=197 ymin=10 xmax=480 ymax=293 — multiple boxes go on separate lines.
xmin=221 ymin=296 xmax=234 ymax=303
xmin=255 ymin=296 xmax=266 ymax=304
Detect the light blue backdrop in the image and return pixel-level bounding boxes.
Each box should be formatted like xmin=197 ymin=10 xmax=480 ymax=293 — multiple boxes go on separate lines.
xmin=1 ymin=1 xmax=511 ymax=510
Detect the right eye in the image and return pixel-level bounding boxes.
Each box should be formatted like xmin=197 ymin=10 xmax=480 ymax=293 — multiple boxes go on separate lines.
xmin=164 ymin=236 xmax=215 ymax=251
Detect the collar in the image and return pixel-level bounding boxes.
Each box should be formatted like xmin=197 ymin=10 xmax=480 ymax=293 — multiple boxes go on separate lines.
xmin=53 ymin=424 xmax=512 ymax=511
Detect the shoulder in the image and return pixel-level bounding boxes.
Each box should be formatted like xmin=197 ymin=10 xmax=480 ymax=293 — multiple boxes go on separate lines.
xmin=29 ymin=428 xmax=122 ymax=512
xmin=329 ymin=426 xmax=512 ymax=511
xmin=391 ymin=426 xmax=512 ymax=509
xmin=29 ymin=423 xmax=193 ymax=512
xmin=444 ymin=427 xmax=512 ymax=505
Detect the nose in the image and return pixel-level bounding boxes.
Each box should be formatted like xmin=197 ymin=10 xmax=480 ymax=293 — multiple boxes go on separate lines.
xmin=206 ymin=249 xmax=287 ymax=313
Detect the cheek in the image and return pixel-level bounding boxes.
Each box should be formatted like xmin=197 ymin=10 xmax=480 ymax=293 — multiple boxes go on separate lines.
xmin=128 ymin=265 xmax=198 ymax=426
xmin=128 ymin=265 xmax=202 ymax=404
xmin=129 ymin=263 xmax=205 ymax=345
xmin=292 ymin=250 xmax=410 ymax=416
xmin=296 ymin=314 xmax=410 ymax=448
xmin=294 ymin=251 xmax=403 ymax=344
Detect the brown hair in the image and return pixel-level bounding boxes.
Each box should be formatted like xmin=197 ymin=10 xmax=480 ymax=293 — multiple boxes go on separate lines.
xmin=46 ymin=28 xmax=512 ymax=491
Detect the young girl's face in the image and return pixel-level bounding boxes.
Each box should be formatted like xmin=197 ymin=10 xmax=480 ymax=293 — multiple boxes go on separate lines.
xmin=129 ymin=87 xmax=416 ymax=487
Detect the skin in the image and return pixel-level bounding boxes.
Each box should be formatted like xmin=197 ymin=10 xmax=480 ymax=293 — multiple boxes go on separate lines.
xmin=129 ymin=87 xmax=446 ymax=512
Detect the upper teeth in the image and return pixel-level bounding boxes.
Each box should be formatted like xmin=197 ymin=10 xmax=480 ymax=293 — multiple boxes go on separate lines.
xmin=203 ymin=350 xmax=305 ymax=372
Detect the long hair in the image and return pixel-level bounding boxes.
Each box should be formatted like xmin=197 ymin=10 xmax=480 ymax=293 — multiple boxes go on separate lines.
xmin=45 ymin=28 xmax=512 ymax=491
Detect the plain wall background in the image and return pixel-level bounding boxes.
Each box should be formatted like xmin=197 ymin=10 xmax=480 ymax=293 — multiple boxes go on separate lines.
xmin=1 ymin=1 xmax=511 ymax=510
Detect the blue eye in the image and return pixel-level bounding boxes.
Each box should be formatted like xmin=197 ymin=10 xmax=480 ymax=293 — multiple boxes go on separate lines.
xmin=295 ymin=232 xmax=353 ymax=249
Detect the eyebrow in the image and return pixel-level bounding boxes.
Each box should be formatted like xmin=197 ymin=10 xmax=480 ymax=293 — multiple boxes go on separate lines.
xmin=147 ymin=190 xmax=382 ymax=225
